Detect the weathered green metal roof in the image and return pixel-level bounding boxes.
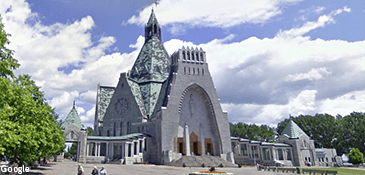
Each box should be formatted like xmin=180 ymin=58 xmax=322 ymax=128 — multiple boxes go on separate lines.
xmin=129 ymin=36 xmax=170 ymax=83
xmin=99 ymin=86 xmax=115 ymax=121
xmin=87 ymin=133 xmax=147 ymax=141
xmin=61 ymin=101 xmax=86 ymax=129
xmin=127 ymin=10 xmax=170 ymax=119
xmin=281 ymin=120 xmax=309 ymax=139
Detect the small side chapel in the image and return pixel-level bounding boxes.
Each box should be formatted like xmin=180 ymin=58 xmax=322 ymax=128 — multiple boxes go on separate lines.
xmin=89 ymin=10 xmax=234 ymax=165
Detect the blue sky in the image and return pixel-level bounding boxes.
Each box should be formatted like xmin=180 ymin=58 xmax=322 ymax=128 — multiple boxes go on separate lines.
xmin=1 ymin=0 xmax=364 ymax=128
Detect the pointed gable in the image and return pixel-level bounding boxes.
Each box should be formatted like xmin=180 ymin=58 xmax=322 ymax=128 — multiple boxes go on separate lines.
xmin=61 ymin=101 xmax=86 ymax=129
xmin=281 ymin=120 xmax=308 ymax=139
xmin=127 ymin=10 xmax=170 ymax=119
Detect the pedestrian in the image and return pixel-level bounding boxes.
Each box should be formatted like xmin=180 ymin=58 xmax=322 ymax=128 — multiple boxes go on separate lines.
xmin=91 ymin=166 xmax=98 ymax=175
xmin=100 ymin=166 xmax=107 ymax=175
xmin=77 ymin=164 xmax=84 ymax=175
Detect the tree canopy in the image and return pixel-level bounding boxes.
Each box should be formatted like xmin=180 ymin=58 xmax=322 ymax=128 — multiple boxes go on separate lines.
xmin=230 ymin=122 xmax=275 ymax=142
xmin=0 ymin=17 xmax=65 ymax=166
xmin=348 ymin=148 xmax=364 ymax=165
xmin=277 ymin=112 xmax=365 ymax=155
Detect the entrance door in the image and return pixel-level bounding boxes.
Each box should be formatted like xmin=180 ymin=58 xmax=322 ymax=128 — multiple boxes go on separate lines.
xmin=205 ymin=138 xmax=213 ymax=155
xmin=190 ymin=132 xmax=201 ymax=155
xmin=177 ymin=138 xmax=185 ymax=155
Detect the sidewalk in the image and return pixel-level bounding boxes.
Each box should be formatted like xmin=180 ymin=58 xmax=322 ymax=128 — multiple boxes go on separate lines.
xmin=28 ymin=160 xmax=297 ymax=175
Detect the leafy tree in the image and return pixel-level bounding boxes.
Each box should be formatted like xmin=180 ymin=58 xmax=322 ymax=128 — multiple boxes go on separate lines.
xmin=87 ymin=127 xmax=93 ymax=136
xmin=348 ymin=148 xmax=364 ymax=165
xmin=0 ymin=17 xmax=65 ymax=166
xmin=230 ymin=122 xmax=275 ymax=142
xmin=64 ymin=143 xmax=78 ymax=159
xmin=0 ymin=17 xmax=19 ymax=78
xmin=277 ymin=112 xmax=365 ymax=155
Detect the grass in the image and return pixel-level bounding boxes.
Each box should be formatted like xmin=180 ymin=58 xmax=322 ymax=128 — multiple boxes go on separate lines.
xmin=301 ymin=167 xmax=365 ymax=175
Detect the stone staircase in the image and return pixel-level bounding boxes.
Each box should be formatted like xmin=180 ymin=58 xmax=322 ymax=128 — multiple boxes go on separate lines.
xmin=168 ymin=156 xmax=237 ymax=167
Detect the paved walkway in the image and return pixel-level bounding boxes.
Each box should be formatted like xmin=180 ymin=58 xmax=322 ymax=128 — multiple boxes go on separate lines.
xmin=28 ymin=160 xmax=297 ymax=175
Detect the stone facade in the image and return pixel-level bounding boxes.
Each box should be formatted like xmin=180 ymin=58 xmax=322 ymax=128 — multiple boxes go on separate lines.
xmin=90 ymin=10 xmax=233 ymax=165
xmin=231 ymin=120 xmax=342 ymax=167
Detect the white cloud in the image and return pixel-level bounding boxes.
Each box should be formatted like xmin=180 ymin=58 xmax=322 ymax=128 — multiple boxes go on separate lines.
xmin=127 ymin=0 xmax=302 ymax=28
xmin=1 ymin=1 xmax=364 ymax=128
xmin=318 ymin=90 xmax=365 ymax=116
xmin=80 ymin=107 xmax=96 ymax=127
xmin=279 ymin=6 xmax=351 ymax=37
xmin=285 ymin=67 xmax=331 ymax=82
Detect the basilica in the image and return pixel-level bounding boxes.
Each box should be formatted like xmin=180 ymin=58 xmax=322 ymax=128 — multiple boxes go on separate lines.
xmin=59 ymin=10 xmax=341 ymax=167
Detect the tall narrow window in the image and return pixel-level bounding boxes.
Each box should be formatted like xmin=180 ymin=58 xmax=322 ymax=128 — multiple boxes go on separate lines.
xmin=184 ymin=67 xmax=186 ymax=75
xmin=193 ymin=68 xmax=195 ymax=75
xmin=197 ymin=68 xmax=200 ymax=76
xmin=188 ymin=67 xmax=191 ymax=75
xmin=187 ymin=52 xmax=190 ymax=60
xmin=183 ymin=51 xmax=186 ymax=60
xmin=191 ymin=51 xmax=195 ymax=61
xmin=202 ymin=69 xmax=204 ymax=76
xmin=200 ymin=53 xmax=204 ymax=61
xmin=196 ymin=52 xmax=199 ymax=61
xmin=120 ymin=122 xmax=123 ymax=136
xmin=113 ymin=122 xmax=116 ymax=136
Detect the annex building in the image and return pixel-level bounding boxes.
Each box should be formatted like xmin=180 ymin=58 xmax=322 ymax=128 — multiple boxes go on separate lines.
xmin=59 ymin=10 xmax=341 ymax=167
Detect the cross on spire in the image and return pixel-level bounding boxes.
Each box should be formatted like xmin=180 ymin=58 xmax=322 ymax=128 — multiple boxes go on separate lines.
xmin=154 ymin=0 xmax=159 ymax=8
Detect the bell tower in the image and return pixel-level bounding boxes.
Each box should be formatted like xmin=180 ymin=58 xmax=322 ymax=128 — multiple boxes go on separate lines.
xmin=145 ymin=9 xmax=161 ymax=41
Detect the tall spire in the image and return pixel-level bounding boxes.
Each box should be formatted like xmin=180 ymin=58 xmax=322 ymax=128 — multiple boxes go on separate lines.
xmin=145 ymin=9 xmax=161 ymax=41
xmin=128 ymin=10 xmax=170 ymax=119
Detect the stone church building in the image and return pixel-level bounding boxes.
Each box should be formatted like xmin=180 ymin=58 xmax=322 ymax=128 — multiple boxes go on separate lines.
xmin=59 ymin=10 xmax=341 ymax=167
xmin=90 ymin=10 xmax=233 ymax=165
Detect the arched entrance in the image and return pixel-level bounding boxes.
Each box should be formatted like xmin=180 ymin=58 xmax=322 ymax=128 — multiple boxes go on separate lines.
xmin=176 ymin=83 xmax=221 ymax=156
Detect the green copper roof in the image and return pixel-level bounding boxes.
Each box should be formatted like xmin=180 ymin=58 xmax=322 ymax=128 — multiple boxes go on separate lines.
xmin=281 ymin=120 xmax=308 ymax=139
xmin=127 ymin=10 xmax=170 ymax=119
xmin=61 ymin=101 xmax=86 ymax=129
xmin=129 ymin=36 xmax=170 ymax=83
xmin=99 ymin=86 xmax=115 ymax=121
xmin=87 ymin=133 xmax=147 ymax=141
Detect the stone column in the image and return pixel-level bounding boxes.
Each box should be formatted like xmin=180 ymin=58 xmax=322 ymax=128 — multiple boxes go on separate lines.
xmin=184 ymin=123 xmax=191 ymax=156
xmin=129 ymin=143 xmax=133 ymax=158
xmin=94 ymin=142 xmax=97 ymax=156
xmin=125 ymin=142 xmax=129 ymax=157
xmin=106 ymin=142 xmax=109 ymax=157
xmin=111 ymin=143 xmax=114 ymax=158
xmin=97 ymin=143 xmax=101 ymax=156
xmin=86 ymin=142 xmax=89 ymax=156
xmin=199 ymin=123 xmax=205 ymax=156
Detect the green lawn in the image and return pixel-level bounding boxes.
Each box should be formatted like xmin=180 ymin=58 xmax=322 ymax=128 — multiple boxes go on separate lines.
xmin=301 ymin=167 xmax=365 ymax=175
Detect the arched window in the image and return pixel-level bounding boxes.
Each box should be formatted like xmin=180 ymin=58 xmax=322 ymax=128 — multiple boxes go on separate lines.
xmin=191 ymin=51 xmax=195 ymax=61
xmin=187 ymin=51 xmax=190 ymax=60
xmin=200 ymin=53 xmax=204 ymax=61
xmin=182 ymin=51 xmax=186 ymax=60
xmin=120 ymin=122 xmax=123 ymax=136
xmin=196 ymin=52 xmax=199 ymax=61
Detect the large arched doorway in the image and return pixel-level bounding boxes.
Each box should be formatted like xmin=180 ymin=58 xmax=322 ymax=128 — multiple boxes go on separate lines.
xmin=176 ymin=84 xmax=221 ymax=156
